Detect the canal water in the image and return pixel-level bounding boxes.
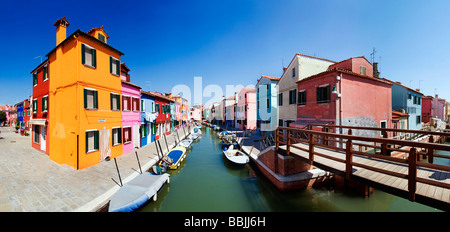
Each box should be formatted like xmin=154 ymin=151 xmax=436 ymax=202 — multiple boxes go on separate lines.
xmin=138 ymin=127 xmax=443 ymax=212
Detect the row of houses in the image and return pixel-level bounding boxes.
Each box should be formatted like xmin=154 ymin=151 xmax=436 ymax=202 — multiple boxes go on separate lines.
xmin=203 ymin=54 xmax=450 ymax=137
xmin=1 ymin=17 xmax=191 ymax=170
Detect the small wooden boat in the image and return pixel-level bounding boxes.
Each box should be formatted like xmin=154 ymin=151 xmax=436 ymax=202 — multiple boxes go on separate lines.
xmin=178 ymin=138 xmax=193 ymax=148
xmin=108 ymin=172 xmax=170 ymax=212
xmin=159 ymin=146 xmax=187 ymax=170
xmin=223 ymin=145 xmax=249 ymax=166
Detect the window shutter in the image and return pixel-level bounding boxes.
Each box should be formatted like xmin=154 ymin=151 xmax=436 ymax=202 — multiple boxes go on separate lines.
xmin=316 ymin=87 xmax=320 ymax=102
xmin=110 ymin=93 xmax=113 ymax=110
xmin=93 ymin=91 xmax=98 ymax=109
xmin=116 ymin=95 xmax=121 ymax=110
xmin=110 ymin=57 xmax=113 ymax=74
xmin=118 ymin=128 xmax=122 ymax=143
xmin=112 ymin=129 xmax=114 ymax=145
xmin=94 ymin=131 xmax=99 ymax=150
xmin=84 ymin=89 xmax=88 ymax=109
xmin=92 ymin=49 xmax=97 ymax=68
xmin=326 ymin=85 xmax=330 ymax=102
xmin=85 ymin=131 xmax=89 ymax=153
xmin=81 ymin=44 xmax=85 ymax=64
xmin=116 ymin=59 xmax=120 ymax=75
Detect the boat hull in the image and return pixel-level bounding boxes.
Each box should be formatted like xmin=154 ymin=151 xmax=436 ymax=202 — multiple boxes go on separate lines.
xmin=222 ymin=150 xmax=249 ymax=166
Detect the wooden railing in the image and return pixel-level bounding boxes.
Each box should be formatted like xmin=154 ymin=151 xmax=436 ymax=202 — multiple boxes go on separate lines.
xmin=276 ymin=126 xmax=450 ymax=202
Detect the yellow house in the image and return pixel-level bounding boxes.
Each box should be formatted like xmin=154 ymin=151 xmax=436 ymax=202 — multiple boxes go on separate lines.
xmin=45 ymin=17 xmax=124 ymax=169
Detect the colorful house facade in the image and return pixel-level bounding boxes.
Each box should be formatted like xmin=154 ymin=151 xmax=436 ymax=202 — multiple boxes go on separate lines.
xmin=293 ymin=56 xmax=392 ymax=138
xmin=140 ymin=91 xmax=157 ymax=146
xmin=31 ymin=17 xmax=128 ymax=169
xmin=121 ymin=79 xmax=141 ymax=154
xmin=383 ymin=79 xmax=423 ymax=130
xmin=276 ymin=54 xmax=336 ymax=129
xmin=256 ymin=75 xmax=280 ymax=135
xmin=30 ymin=59 xmax=50 ymax=154
xmin=236 ymin=88 xmax=256 ymax=131
xmin=152 ymin=92 xmax=172 ymax=140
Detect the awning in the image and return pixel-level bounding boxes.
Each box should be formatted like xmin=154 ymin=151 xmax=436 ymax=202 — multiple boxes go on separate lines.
xmin=28 ymin=119 xmax=47 ymax=126
xmin=289 ymin=119 xmax=334 ymax=129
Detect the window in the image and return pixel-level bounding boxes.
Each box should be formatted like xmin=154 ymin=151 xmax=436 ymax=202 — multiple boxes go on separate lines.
xmin=98 ymin=34 xmax=105 ymax=43
xmin=42 ymin=95 xmax=48 ymax=112
xmin=360 ymin=66 xmax=366 ymax=75
xmin=316 ymin=85 xmax=330 ymax=103
xmin=408 ymin=93 xmax=412 ymax=100
xmin=27 ymin=110 xmax=30 ymax=116
xmin=292 ymin=68 xmax=296 ymax=77
xmin=141 ymin=100 xmax=145 ymax=112
xmin=298 ymin=90 xmax=306 ymax=106
xmin=32 ymin=99 xmax=37 ymax=113
xmin=33 ymin=73 xmax=38 ymax=86
xmin=132 ymin=97 xmax=140 ymax=112
xmin=122 ymin=95 xmax=131 ymax=111
xmin=289 ymin=89 xmax=297 ymax=105
xmin=43 ymin=65 xmax=48 ymax=81
xmin=112 ymin=127 xmax=122 ymax=146
xmin=140 ymin=124 xmax=147 ymax=138
xmin=156 ymin=103 xmax=160 ymax=113
xmin=81 ymin=44 xmax=96 ymax=68
xmin=110 ymin=93 xmax=120 ymax=111
xmin=380 ymin=121 xmax=387 ymax=136
xmin=278 ymin=93 xmax=283 ymax=106
xmin=416 ymin=115 xmax=421 ymax=124
xmin=418 ymin=97 xmax=421 ymax=105
xmin=84 ymin=89 xmax=98 ymax=110
xmin=267 ymin=98 xmax=270 ymax=109
xmin=34 ymin=125 xmax=40 ymax=144
xmin=123 ymin=127 xmax=132 ymax=144
xmin=110 ymin=56 xmax=120 ymax=76
xmin=86 ymin=130 xmax=99 ymax=153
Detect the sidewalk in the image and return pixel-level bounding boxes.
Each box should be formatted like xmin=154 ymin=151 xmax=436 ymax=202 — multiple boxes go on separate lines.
xmin=0 ymin=125 xmax=190 ymax=212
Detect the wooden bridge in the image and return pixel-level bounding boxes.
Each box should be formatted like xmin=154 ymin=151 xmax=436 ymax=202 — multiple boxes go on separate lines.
xmin=275 ymin=125 xmax=450 ymax=211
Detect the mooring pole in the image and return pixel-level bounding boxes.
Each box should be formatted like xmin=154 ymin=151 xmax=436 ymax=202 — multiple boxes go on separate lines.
xmin=134 ymin=147 xmax=143 ymax=174
xmin=155 ymin=140 xmax=161 ymax=159
xmin=157 ymin=140 xmax=165 ymax=156
xmin=114 ymin=158 xmax=123 ymax=187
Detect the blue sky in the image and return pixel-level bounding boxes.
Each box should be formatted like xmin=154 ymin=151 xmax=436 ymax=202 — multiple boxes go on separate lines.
xmin=1 ymin=0 xmax=450 ymax=107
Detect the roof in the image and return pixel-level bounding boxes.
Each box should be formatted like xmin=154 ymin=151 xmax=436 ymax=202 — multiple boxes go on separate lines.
xmin=53 ymin=17 xmax=70 ymax=27
xmin=141 ymin=90 xmax=173 ymax=102
xmin=121 ymin=80 xmax=141 ymax=89
xmin=329 ymin=56 xmax=371 ymax=68
xmin=30 ymin=58 xmax=49 ymax=74
xmin=296 ymin=67 xmax=392 ymax=86
xmin=121 ymin=62 xmax=130 ymax=72
xmin=278 ymin=53 xmax=336 ymax=84
xmin=392 ymin=110 xmax=409 ymax=117
xmin=381 ymin=78 xmax=423 ymax=95
xmin=46 ymin=29 xmax=124 ymax=58
xmin=87 ymin=26 xmax=110 ymax=39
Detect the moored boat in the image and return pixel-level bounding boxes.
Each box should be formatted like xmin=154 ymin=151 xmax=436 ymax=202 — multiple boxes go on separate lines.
xmin=222 ymin=145 xmax=249 ymax=166
xmin=108 ymin=172 xmax=170 ymax=212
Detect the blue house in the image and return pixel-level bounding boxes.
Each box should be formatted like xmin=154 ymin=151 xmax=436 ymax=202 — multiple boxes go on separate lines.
xmin=256 ymin=75 xmax=280 ymax=135
xmin=140 ymin=91 xmax=158 ymax=146
xmin=16 ymin=101 xmax=24 ymax=129
xmin=384 ymin=79 xmax=423 ymax=130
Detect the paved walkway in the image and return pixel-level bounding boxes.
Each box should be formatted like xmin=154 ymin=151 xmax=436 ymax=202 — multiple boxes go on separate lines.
xmin=0 ymin=125 xmax=191 ymax=212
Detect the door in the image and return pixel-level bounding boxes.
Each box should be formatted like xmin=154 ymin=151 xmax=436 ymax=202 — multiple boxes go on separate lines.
xmin=100 ymin=129 xmax=111 ymax=161
xmin=40 ymin=126 xmax=46 ymax=152
xmin=133 ymin=124 xmax=140 ymax=149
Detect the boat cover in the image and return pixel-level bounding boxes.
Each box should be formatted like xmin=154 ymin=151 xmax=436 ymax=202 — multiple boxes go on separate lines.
xmin=108 ymin=172 xmax=170 ymax=212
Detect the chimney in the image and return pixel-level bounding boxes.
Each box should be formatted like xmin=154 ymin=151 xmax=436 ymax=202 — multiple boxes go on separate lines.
xmin=54 ymin=17 xmax=70 ymax=46
xmin=373 ymin=62 xmax=380 ymax=78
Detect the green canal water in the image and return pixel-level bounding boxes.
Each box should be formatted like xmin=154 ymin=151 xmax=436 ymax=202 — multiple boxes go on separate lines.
xmin=138 ymin=127 xmax=444 ymax=212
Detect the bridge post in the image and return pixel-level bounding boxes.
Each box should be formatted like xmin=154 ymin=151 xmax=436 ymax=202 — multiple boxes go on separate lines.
xmin=309 ymin=133 xmax=314 ymax=166
xmin=275 ymin=128 xmax=279 ymax=151
xmin=345 ymin=139 xmax=353 ymax=180
xmin=428 ymin=136 xmax=434 ymax=164
xmin=408 ymin=147 xmax=417 ymax=202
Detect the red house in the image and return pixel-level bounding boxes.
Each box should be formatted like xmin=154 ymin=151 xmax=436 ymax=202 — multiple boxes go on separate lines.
xmin=23 ymin=99 xmax=31 ymax=131
xmin=293 ymin=56 xmax=392 ymax=138
xmin=29 ymin=59 xmax=50 ymax=154
xmin=422 ymin=96 xmax=432 ymax=123
xmin=148 ymin=91 xmax=172 ymax=140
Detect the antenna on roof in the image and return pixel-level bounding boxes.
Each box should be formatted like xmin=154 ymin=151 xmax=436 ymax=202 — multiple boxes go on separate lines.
xmin=34 ymin=55 xmax=43 ymax=63
xmin=370 ymin=47 xmax=377 ymax=64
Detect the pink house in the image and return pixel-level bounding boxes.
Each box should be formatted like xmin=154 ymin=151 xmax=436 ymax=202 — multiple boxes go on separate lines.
xmin=236 ymin=88 xmax=257 ymax=131
xmin=293 ymin=56 xmax=393 ymax=138
xmin=121 ymin=64 xmax=141 ymax=154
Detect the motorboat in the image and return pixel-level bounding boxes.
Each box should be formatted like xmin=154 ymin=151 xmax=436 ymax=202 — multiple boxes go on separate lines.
xmin=178 ymin=138 xmax=193 ymax=148
xmin=158 ymin=146 xmax=187 ymax=170
xmin=222 ymin=145 xmax=249 ymax=166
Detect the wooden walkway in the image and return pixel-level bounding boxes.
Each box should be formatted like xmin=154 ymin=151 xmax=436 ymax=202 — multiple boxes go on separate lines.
xmin=276 ymin=126 xmax=450 ymax=211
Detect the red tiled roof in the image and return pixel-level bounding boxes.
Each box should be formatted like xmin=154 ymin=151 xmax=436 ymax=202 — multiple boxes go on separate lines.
xmin=296 ymin=67 xmax=392 ymax=85
xmin=87 ymin=25 xmax=110 ymax=39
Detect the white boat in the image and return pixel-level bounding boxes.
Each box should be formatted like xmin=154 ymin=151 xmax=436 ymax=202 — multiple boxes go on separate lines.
xmin=178 ymin=138 xmax=193 ymax=148
xmin=222 ymin=145 xmax=249 ymax=166
xmin=108 ymin=172 xmax=170 ymax=212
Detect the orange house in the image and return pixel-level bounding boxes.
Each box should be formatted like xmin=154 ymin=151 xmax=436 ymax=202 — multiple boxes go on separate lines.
xmin=38 ymin=17 xmax=125 ymax=169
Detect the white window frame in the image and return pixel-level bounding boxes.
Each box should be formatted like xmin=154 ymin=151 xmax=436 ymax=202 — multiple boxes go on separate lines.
xmin=122 ymin=126 xmax=132 ymax=144
xmin=42 ymin=95 xmax=49 ymax=113
xmin=110 ymin=56 xmax=120 ymax=76
xmin=112 ymin=127 xmax=121 ymax=146
xmin=86 ymin=129 xmax=98 ymax=153
xmin=83 ymin=43 xmax=96 ymax=68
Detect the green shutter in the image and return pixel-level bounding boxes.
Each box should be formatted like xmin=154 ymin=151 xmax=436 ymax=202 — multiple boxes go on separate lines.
xmin=117 ymin=95 xmax=121 ymax=110
xmin=110 ymin=57 xmax=113 ymax=74
xmin=92 ymin=49 xmax=97 ymax=68
xmin=116 ymin=59 xmax=120 ymax=75
xmin=118 ymin=128 xmax=122 ymax=144
xmin=94 ymin=131 xmax=99 ymax=150
xmin=84 ymin=89 xmax=88 ymax=109
xmin=85 ymin=131 xmax=89 ymax=153
xmin=110 ymin=93 xmax=113 ymax=110
xmin=112 ymin=128 xmax=114 ymax=145
xmin=42 ymin=97 xmax=44 ymax=112
xmin=81 ymin=44 xmax=85 ymax=65
xmin=93 ymin=91 xmax=98 ymax=109
xmin=326 ymin=85 xmax=330 ymax=102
